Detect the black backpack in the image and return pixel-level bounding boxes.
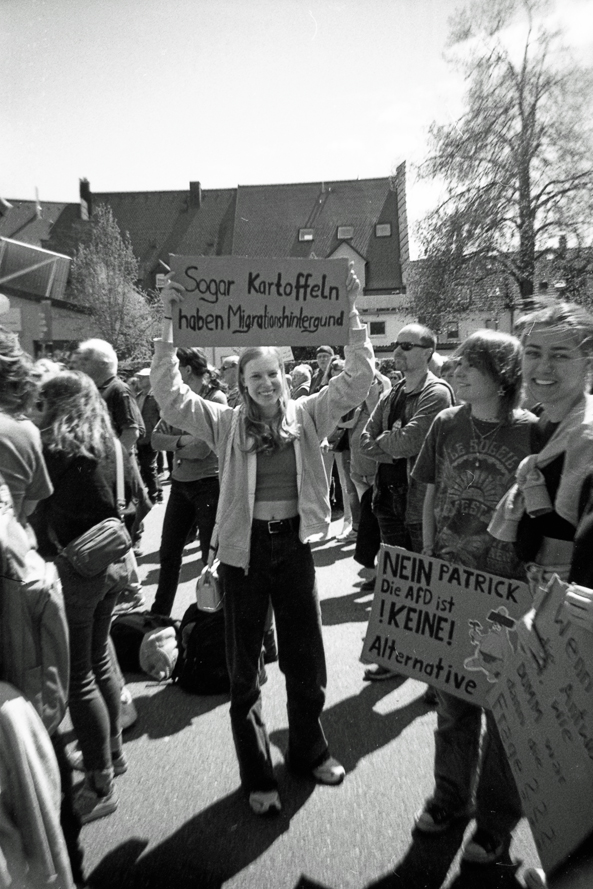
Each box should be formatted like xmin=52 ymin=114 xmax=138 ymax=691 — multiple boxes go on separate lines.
xmin=174 ymin=603 xmax=230 ymax=695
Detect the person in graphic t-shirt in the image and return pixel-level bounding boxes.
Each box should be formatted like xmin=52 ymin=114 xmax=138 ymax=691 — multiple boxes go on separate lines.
xmin=411 ymin=329 xmax=539 ymax=867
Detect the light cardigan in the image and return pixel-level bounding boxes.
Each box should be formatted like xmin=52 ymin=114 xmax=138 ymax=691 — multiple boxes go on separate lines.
xmin=151 ymin=329 xmax=374 ymax=572
xmin=488 ymin=394 xmax=593 ymax=542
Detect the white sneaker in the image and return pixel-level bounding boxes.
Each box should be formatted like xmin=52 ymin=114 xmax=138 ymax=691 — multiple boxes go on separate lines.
xmin=249 ymin=789 xmax=282 ymax=815
xmin=120 ymin=686 xmax=137 ymax=731
xmin=312 ymin=755 xmax=345 ymax=785
xmin=523 ymin=869 xmax=547 ymax=889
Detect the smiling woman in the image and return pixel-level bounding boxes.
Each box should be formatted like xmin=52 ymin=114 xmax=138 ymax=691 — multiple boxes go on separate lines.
xmin=150 ymin=265 xmax=375 ymax=817
xmin=503 ymin=302 xmax=593 ymax=580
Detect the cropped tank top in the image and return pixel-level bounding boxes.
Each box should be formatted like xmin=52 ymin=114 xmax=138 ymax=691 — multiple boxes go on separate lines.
xmin=255 ymin=443 xmax=298 ymax=502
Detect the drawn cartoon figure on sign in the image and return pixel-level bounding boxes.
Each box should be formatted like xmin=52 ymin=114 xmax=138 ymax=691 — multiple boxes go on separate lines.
xmin=463 ymin=607 xmax=517 ymax=682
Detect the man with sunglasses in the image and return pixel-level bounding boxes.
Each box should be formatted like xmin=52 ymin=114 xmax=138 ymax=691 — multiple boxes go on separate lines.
xmin=360 ymin=324 xmax=453 ymax=680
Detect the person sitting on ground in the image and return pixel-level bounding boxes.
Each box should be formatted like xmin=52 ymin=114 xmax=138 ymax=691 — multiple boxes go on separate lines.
xmin=36 ymin=371 xmax=136 ymax=825
xmin=412 ymin=329 xmax=539 ymax=865
xmin=149 ymin=347 xmax=227 ymax=619
xmin=151 ymin=266 xmax=374 ymax=817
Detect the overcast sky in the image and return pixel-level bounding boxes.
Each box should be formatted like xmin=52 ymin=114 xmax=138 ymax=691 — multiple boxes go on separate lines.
xmin=2 ymin=0 xmax=592 ymax=257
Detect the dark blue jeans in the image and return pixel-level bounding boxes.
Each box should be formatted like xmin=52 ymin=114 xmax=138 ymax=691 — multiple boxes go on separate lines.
xmin=372 ymin=481 xmax=410 ymax=548
xmin=220 ymin=520 xmax=329 ymax=793
xmin=432 ymin=691 xmax=522 ymax=840
xmin=152 ymin=475 xmax=220 ymax=617
xmin=58 ymin=551 xmax=132 ymax=775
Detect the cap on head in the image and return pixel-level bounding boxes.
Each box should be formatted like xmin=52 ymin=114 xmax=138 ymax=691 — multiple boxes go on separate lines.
xmin=136 ymin=368 xmax=151 ymax=377
xmin=316 ymin=345 xmax=334 ymax=356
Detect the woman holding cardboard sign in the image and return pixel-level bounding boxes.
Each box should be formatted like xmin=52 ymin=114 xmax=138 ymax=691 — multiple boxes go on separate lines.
xmin=412 ymin=330 xmax=539 ymax=865
xmin=151 ymin=267 xmax=374 ymax=816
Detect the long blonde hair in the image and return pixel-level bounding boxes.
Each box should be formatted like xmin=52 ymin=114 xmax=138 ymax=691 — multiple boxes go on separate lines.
xmin=40 ymin=371 xmax=114 ymax=459
xmin=238 ymin=346 xmax=299 ymax=453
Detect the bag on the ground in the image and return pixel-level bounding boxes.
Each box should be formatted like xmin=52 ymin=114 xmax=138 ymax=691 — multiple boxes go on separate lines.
xmin=111 ymin=611 xmax=179 ymax=673
xmin=195 ymin=559 xmax=223 ymax=613
xmin=139 ymin=626 xmax=178 ymax=681
xmin=174 ymin=603 xmax=230 ymax=695
xmin=0 ymin=473 xmax=69 ymax=735
xmin=61 ymin=516 xmax=132 ymax=577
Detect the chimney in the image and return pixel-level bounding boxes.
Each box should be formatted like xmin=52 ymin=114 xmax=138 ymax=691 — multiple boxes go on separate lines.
xmin=558 ymin=234 xmax=567 ymax=256
xmin=189 ymin=181 xmax=202 ymax=209
xmin=79 ymin=178 xmax=91 ymax=220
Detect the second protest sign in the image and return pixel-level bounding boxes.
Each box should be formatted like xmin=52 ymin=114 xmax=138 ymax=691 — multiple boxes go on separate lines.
xmin=361 ymin=545 xmax=533 ymax=707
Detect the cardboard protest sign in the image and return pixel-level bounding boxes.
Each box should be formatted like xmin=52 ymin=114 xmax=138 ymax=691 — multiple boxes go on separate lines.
xmin=169 ymin=255 xmax=349 ymax=347
xmin=361 ymin=546 xmax=532 ymax=707
xmin=488 ymin=575 xmax=593 ymax=875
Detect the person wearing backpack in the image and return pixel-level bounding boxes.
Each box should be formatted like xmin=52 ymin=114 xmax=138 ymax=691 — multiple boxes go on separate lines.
xmin=151 ymin=267 xmax=374 ymax=817
xmin=36 ymin=370 xmax=136 ymax=825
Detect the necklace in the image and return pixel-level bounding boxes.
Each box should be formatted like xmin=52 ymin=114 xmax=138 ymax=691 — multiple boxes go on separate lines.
xmin=468 ymin=414 xmax=503 ymax=469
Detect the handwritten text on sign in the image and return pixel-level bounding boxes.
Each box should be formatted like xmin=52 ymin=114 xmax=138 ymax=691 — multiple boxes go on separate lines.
xmin=489 ymin=576 xmax=593 ymax=874
xmin=361 ymin=546 xmax=532 ymax=707
xmin=169 ymin=255 xmax=349 ymax=346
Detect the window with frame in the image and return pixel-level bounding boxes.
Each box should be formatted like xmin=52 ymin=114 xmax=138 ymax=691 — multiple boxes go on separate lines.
xmin=337 ymin=225 xmax=354 ymax=240
xmin=446 ymin=322 xmax=459 ymax=339
xmin=369 ymin=321 xmax=386 ymax=336
xmin=298 ymin=228 xmax=314 ymax=242
xmin=375 ymin=223 xmax=392 ymax=238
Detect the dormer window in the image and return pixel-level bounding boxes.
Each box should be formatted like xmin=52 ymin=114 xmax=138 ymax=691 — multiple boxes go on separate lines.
xmin=299 ymin=228 xmax=314 ymax=242
xmin=375 ymin=223 xmax=392 ymax=238
xmin=337 ymin=225 xmax=354 ymax=240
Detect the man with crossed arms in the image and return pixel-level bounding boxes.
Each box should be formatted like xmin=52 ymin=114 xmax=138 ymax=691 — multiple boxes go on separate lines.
xmin=360 ymin=323 xmax=453 ymax=681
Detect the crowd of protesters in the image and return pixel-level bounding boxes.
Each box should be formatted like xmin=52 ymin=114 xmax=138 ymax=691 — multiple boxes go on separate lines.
xmin=2 ymin=266 xmax=593 ymax=886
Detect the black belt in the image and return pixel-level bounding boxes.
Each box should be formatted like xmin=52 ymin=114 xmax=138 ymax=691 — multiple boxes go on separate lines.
xmin=252 ymin=516 xmax=300 ymax=535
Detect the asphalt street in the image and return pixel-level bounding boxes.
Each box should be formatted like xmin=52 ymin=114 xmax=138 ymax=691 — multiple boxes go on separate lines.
xmin=74 ymin=480 xmax=545 ymax=889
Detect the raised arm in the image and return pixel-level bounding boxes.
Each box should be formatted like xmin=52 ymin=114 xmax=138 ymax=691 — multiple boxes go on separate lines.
xmin=150 ymin=278 xmax=232 ymax=452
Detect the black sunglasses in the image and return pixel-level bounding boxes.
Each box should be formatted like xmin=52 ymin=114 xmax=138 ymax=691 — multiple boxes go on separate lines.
xmin=394 ymin=341 xmax=431 ymax=352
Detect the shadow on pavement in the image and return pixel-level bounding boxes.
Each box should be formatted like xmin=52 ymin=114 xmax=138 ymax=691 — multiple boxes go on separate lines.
xmin=292 ymin=877 xmax=334 ymax=889
xmin=142 ymin=552 xmax=204 ymax=589
xmin=119 ymin=681 xmax=228 ymax=741
xmin=88 ymin=768 xmax=315 ymax=889
xmin=320 ymin=584 xmax=373 ymax=624
xmin=270 ymin=679 xmax=429 ymax=775
xmin=311 ymin=539 xmax=357 ymax=568
xmin=363 ymin=826 xmax=524 ymax=889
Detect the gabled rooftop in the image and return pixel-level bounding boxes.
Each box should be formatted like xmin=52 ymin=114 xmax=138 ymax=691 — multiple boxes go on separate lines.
xmin=3 ymin=170 xmax=407 ymax=295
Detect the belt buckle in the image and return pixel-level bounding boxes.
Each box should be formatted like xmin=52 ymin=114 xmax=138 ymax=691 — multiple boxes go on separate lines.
xmin=267 ymin=520 xmax=283 ymax=535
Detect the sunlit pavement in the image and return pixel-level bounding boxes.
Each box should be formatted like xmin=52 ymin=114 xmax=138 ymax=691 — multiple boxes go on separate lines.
xmin=78 ymin=483 xmax=542 ymax=889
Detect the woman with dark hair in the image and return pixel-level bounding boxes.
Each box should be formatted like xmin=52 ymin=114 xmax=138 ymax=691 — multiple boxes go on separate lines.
xmin=151 ymin=268 xmax=373 ymax=816
xmin=38 ymin=370 xmax=135 ymax=824
xmin=0 ymin=326 xmax=52 ymax=526
xmin=150 ymin=347 xmax=227 ymax=618
xmin=411 ymin=329 xmax=539 ymax=865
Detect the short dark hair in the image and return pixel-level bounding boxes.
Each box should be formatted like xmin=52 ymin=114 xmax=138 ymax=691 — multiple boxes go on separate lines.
xmin=177 ymin=347 xmax=209 ymax=377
